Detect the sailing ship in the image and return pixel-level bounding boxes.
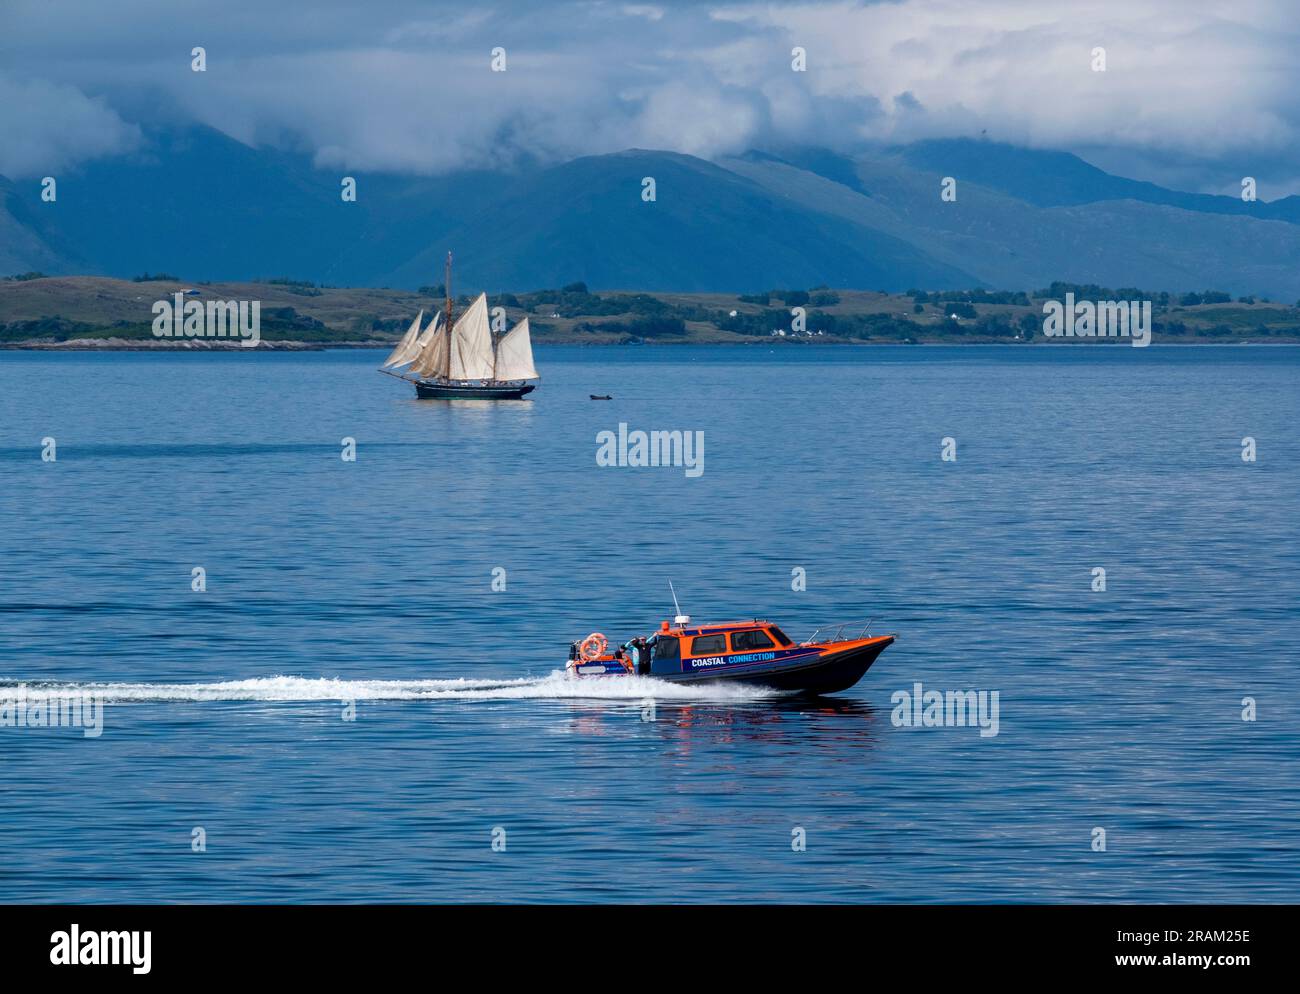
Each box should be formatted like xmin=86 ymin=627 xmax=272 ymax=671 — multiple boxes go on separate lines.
xmin=379 ymin=252 xmax=539 ymax=399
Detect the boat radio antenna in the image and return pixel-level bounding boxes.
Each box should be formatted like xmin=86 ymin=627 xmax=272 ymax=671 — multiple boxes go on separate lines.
xmin=669 ymin=581 xmax=690 ymax=626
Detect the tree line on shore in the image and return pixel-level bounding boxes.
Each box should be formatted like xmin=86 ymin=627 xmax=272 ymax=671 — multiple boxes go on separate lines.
xmin=3 ymin=275 xmax=1298 ymax=344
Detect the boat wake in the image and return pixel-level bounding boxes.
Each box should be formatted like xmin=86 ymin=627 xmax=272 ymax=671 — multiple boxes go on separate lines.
xmin=0 ymin=672 xmax=782 ymax=704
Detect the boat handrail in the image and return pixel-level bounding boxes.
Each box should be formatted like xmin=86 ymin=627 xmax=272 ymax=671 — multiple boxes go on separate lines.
xmin=801 ymin=619 xmax=874 ymax=645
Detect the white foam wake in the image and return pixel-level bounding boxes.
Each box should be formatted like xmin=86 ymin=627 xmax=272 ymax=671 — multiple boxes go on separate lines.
xmin=0 ymin=672 xmax=781 ymax=704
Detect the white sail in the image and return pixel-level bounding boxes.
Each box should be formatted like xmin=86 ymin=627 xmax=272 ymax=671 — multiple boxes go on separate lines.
xmin=381 ymin=309 xmax=423 ymax=368
xmin=406 ymin=311 xmax=442 ymax=375
xmin=495 ymin=317 xmax=539 ymax=380
xmin=414 ymin=310 xmax=442 ymax=351
xmin=410 ymin=319 xmax=447 ymax=379
xmin=449 ymin=293 xmax=495 ymax=380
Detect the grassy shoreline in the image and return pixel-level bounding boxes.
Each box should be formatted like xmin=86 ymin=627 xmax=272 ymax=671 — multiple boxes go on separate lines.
xmin=5 ymin=275 xmax=1300 ymax=347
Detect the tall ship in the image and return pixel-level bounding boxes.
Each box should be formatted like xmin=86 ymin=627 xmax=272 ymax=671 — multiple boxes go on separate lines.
xmin=379 ymin=252 xmax=539 ymax=399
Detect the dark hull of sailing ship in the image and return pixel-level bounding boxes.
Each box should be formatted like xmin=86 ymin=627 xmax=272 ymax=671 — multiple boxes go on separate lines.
xmin=414 ymin=379 xmax=536 ymax=399
xmin=380 ymin=253 xmax=540 ymax=399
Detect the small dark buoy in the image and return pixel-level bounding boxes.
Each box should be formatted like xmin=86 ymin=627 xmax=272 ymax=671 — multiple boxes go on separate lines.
xmin=590 ymin=394 xmax=613 ymax=400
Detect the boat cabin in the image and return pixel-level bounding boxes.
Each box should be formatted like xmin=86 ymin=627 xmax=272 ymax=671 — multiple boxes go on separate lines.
xmin=647 ymin=620 xmax=794 ymax=677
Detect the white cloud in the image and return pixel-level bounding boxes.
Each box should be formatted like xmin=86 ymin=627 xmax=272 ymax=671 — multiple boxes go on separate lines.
xmin=0 ymin=73 xmax=140 ymax=178
xmin=2 ymin=0 xmax=1298 ymax=188
xmin=713 ymin=0 xmax=1300 ymax=157
xmin=621 ymin=4 xmax=665 ymax=20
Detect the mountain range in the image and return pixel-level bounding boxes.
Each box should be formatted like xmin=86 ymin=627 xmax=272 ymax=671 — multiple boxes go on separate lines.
xmin=5 ymin=125 xmax=1300 ymax=299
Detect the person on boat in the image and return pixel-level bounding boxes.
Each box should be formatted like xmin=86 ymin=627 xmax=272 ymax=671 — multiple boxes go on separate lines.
xmin=624 ymin=637 xmax=650 ymax=675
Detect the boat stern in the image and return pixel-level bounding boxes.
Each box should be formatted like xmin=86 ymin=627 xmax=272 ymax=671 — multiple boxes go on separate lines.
xmin=565 ymin=656 xmax=632 ymax=678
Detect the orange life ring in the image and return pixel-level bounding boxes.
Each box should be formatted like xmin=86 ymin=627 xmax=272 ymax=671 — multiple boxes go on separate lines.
xmin=579 ymin=633 xmax=608 ymax=661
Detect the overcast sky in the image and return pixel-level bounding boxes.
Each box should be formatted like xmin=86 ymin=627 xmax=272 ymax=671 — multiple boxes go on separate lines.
xmin=3 ymin=0 xmax=1298 ymax=195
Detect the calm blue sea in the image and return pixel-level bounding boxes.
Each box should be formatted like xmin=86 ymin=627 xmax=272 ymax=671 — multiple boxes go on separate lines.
xmin=0 ymin=344 xmax=1297 ymax=903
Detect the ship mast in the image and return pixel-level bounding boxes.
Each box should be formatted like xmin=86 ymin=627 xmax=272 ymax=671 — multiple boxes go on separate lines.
xmin=492 ymin=294 xmax=498 ymax=381
xmin=444 ymin=251 xmax=453 ymax=380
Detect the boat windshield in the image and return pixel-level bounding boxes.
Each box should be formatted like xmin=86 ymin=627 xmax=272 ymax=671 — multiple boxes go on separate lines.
xmin=651 ymin=635 xmax=680 ymax=662
xmin=767 ymin=626 xmax=793 ymax=647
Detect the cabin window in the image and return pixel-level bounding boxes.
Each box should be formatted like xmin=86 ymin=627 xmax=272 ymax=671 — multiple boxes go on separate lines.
xmin=731 ymin=629 xmax=775 ymax=651
xmin=652 ymin=636 xmax=680 ymax=663
xmin=691 ymin=634 xmax=726 ymax=655
xmin=767 ymin=626 xmax=793 ymax=647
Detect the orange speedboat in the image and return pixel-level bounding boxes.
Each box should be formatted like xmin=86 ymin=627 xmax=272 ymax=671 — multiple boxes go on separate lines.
xmin=566 ymin=617 xmax=894 ymax=696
